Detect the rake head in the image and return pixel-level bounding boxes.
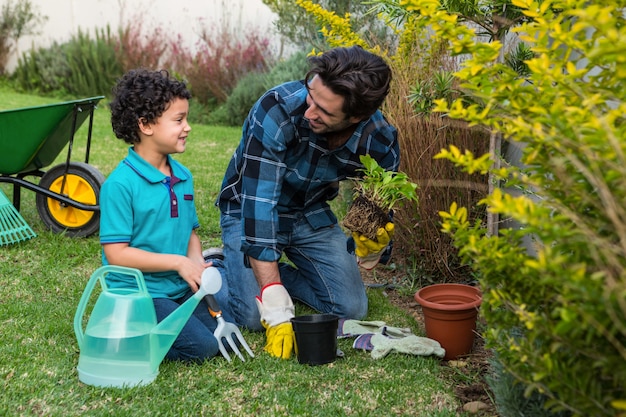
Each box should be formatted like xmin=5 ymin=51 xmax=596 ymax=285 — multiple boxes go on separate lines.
xmin=0 ymin=189 xmax=36 ymax=246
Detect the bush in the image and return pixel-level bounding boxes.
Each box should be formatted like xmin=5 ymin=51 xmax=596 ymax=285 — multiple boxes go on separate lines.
xmin=10 ymin=17 xmax=275 ymax=105
xmin=383 ymin=20 xmax=490 ymax=281
xmin=407 ymin=0 xmax=626 ymax=414
xmin=62 ymin=28 xmax=122 ymax=97
xmin=264 ymin=50 xmax=310 ymax=87
xmin=13 ymin=27 xmax=122 ymax=97
xmin=165 ymin=27 xmax=274 ymax=106
xmin=487 ymin=353 xmax=570 ymax=417
xmin=208 ymin=71 xmax=269 ymax=127
xmin=0 ymin=0 xmax=47 ymax=75
xmin=12 ymin=41 xmax=69 ymax=94
xmin=113 ymin=18 xmax=167 ymax=72
xmin=263 ymin=0 xmax=395 ymax=51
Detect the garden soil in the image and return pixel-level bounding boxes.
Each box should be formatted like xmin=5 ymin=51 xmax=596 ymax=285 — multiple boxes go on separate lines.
xmin=361 ymin=268 xmax=498 ymax=416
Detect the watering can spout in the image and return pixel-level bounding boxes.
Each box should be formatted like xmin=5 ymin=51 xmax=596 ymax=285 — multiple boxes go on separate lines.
xmin=74 ymin=265 xmax=222 ymax=387
xmin=149 ymin=267 xmax=223 ymax=368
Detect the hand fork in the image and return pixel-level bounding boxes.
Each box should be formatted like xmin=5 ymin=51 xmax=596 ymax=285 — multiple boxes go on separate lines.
xmin=204 ymin=294 xmax=255 ymax=362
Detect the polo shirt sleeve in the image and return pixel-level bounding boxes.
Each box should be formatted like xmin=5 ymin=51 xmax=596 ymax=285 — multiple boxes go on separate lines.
xmin=99 ymin=175 xmax=133 ymax=244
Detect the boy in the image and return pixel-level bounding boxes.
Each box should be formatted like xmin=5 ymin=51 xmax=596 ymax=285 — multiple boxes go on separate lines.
xmin=100 ymin=69 xmax=220 ymax=362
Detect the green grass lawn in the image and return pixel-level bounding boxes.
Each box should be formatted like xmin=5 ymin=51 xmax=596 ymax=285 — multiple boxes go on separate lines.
xmin=0 ymin=89 xmax=469 ymax=416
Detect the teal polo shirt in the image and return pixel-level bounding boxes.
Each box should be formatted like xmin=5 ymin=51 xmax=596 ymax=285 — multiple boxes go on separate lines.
xmin=100 ymin=147 xmax=200 ymax=299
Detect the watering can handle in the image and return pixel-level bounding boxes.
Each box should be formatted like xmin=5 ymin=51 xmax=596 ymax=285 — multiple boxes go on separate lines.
xmin=73 ymin=265 xmax=147 ymax=349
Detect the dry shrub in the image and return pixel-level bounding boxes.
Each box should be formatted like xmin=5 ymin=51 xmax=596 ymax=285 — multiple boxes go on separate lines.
xmin=166 ymin=27 xmax=273 ymax=105
xmin=383 ymin=57 xmax=490 ymax=282
xmin=114 ymin=12 xmax=274 ymax=107
xmin=114 ymin=20 xmax=167 ymax=72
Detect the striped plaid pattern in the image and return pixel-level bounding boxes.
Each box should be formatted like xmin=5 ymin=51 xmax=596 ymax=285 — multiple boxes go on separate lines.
xmin=217 ymin=81 xmax=399 ymax=262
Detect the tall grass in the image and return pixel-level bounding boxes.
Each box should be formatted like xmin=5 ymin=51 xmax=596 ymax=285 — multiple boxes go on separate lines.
xmin=383 ymin=40 xmax=490 ymax=283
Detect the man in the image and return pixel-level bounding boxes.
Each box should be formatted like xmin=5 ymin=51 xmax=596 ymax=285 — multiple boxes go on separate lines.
xmin=213 ymin=46 xmax=399 ymax=359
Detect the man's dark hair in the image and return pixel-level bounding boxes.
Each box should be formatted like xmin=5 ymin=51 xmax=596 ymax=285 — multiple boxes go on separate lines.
xmin=304 ymin=46 xmax=392 ymax=119
xmin=110 ymin=69 xmax=191 ymax=144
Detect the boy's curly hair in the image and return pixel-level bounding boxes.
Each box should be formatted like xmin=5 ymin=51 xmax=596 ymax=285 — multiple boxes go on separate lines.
xmin=110 ymin=69 xmax=191 ymax=144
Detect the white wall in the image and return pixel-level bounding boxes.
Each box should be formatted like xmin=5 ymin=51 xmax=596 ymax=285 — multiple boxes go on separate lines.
xmin=8 ymin=0 xmax=283 ymax=71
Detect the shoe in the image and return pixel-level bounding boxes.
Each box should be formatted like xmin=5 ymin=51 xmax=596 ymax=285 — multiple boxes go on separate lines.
xmin=203 ymin=247 xmax=224 ymax=262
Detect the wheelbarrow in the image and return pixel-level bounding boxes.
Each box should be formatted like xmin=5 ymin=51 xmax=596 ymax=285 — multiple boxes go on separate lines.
xmin=0 ymin=96 xmax=106 ymax=238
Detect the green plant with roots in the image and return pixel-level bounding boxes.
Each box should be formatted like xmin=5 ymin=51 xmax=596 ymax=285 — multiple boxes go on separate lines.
xmin=343 ymin=155 xmax=418 ymax=240
xmin=400 ymin=0 xmax=626 ymax=415
xmin=354 ymin=154 xmax=418 ymax=213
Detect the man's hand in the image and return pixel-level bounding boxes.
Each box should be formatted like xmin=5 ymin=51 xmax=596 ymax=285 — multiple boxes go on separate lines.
xmin=262 ymin=322 xmax=295 ymax=359
xmin=255 ymin=283 xmax=295 ymax=359
xmin=352 ymin=222 xmax=394 ymax=270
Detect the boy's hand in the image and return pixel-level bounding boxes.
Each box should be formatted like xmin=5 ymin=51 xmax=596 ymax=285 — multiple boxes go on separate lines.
xmin=178 ymin=256 xmax=209 ymax=292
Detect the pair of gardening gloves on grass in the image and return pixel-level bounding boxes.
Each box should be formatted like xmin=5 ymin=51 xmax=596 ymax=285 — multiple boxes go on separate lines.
xmin=337 ymin=318 xmax=446 ymax=359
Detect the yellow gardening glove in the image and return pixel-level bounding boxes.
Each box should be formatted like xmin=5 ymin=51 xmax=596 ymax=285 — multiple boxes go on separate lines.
xmin=261 ymin=321 xmax=295 ymax=359
xmin=352 ymin=222 xmax=394 ymax=270
xmin=255 ymin=283 xmax=296 ymax=359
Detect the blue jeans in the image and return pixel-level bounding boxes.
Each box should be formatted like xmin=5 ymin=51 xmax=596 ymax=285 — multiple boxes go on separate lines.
xmin=153 ymin=293 xmax=220 ymax=362
xmin=214 ymin=214 xmax=368 ymax=331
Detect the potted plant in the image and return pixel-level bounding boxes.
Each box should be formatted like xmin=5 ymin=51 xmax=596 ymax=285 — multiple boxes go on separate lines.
xmin=342 ymin=155 xmax=419 ymax=241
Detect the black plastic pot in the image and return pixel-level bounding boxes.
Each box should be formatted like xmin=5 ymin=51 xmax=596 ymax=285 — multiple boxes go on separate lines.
xmin=291 ymin=314 xmax=339 ymax=365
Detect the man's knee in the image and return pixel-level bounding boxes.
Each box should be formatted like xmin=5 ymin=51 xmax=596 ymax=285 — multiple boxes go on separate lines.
xmin=342 ymin=297 xmax=368 ymax=320
xmin=326 ymin=292 xmax=368 ymax=320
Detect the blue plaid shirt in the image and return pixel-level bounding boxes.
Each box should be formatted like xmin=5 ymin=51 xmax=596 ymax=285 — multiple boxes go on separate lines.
xmin=217 ymin=80 xmax=399 ymax=262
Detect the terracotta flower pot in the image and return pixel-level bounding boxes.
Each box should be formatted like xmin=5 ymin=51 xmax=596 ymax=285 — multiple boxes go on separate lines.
xmin=414 ymin=283 xmax=482 ymax=360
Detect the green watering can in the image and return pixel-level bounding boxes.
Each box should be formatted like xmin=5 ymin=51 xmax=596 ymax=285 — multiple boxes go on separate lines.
xmin=73 ymin=265 xmax=222 ymax=388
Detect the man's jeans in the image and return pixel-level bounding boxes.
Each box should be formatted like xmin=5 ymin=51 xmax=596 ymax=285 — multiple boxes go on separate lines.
xmin=214 ymin=214 xmax=368 ymax=331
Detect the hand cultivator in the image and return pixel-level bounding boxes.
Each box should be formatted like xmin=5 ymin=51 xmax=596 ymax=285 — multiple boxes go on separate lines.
xmin=204 ymin=294 xmax=255 ymax=362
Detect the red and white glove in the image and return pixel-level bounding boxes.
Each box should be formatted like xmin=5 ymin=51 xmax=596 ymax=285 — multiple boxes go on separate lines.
xmin=255 ymin=283 xmax=295 ymax=359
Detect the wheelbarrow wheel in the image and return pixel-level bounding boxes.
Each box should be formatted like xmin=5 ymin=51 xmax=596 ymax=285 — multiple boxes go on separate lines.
xmin=36 ymin=162 xmax=105 ymax=237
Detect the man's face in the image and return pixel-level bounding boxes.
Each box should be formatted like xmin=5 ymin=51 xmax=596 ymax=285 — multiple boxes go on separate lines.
xmin=304 ymin=75 xmax=362 ymax=135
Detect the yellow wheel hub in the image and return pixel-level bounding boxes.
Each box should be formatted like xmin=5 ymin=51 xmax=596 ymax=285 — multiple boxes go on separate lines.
xmin=46 ymin=174 xmax=97 ymax=228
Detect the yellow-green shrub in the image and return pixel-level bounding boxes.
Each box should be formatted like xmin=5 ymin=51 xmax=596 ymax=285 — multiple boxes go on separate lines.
xmin=400 ymin=0 xmax=626 ymax=414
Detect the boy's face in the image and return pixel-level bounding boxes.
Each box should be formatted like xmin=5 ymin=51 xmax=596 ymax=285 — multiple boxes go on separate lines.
xmin=304 ymin=75 xmax=362 ymax=135
xmin=142 ymin=98 xmax=191 ymax=154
